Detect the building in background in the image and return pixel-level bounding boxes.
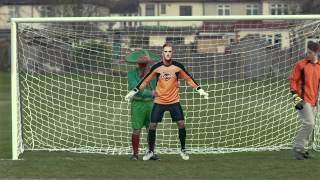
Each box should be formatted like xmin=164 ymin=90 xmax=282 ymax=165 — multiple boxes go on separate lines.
xmin=0 ymin=0 xmax=113 ymax=70
xmin=0 ymin=0 xmax=111 ymax=30
xmin=109 ymin=0 xmax=140 ymax=29
xmin=137 ymin=0 xmax=301 ymax=52
xmin=0 ymin=0 xmax=315 ymax=70
xmin=139 ymin=0 xmax=204 ymax=27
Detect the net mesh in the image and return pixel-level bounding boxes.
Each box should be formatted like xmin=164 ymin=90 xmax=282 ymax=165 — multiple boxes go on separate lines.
xmin=14 ymin=19 xmax=320 ymax=156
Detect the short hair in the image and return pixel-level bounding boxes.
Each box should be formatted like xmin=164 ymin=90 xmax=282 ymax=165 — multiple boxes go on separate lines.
xmin=307 ymin=41 xmax=320 ymax=52
xmin=162 ymin=42 xmax=172 ymax=49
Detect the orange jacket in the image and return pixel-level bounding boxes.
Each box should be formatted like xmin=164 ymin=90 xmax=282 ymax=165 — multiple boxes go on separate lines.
xmin=136 ymin=61 xmax=199 ymax=104
xmin=290 ymin=59 xmax=320 ymax=106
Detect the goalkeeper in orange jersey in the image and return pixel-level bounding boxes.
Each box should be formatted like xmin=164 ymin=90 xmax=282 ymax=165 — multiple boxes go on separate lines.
xmin=290 ymin=41 xmax=320 ymax=160
xmin=125 ymin=43 xmax=209 ymax=160
xmin=126 ymin=50 xmax=159 ymax=160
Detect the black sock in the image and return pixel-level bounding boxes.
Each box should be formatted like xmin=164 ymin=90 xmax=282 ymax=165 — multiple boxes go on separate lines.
xmin=148 ymin=129 xmax=156 ymax=152
xmin=178 ymin=128 xmax=186 ymax=150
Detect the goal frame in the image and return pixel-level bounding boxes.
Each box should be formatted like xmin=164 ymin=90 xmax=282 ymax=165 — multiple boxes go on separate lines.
xmin=11 ymin=15 xmax=320 ymax=160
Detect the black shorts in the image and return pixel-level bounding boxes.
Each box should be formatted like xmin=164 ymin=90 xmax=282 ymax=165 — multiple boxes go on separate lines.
xmin=151 ymin=102 xmax=185 ymax=123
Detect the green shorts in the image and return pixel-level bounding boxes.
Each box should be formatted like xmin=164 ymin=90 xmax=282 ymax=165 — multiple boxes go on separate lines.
xmin=131 ymin=100 xmax=153 ymax=129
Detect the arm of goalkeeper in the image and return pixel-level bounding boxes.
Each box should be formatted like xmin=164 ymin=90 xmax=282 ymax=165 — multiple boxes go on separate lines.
xmin=292 ymin=93 xmax=303 ymax=110
xmin=196 ymin=87 xmax=209 ymax=99
xmin=125 ymin=88 xmax=139 ymax=102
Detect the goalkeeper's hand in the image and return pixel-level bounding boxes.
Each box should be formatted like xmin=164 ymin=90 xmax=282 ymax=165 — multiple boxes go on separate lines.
xmin=196 ymin=88 xmax=209 ymax=99
xmin=125 ymin=88 xmax=138 ymax=102
xmin=292 ymin=94 xmax=303 ymax=110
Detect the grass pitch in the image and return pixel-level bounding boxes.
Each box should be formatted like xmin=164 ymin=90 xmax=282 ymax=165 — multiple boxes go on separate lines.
xmin=1 ymin=71 xmax=320 ymax=179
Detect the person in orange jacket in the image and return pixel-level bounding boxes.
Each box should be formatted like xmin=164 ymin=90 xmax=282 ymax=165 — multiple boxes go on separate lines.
xmin=290 ymin=41 xmax=320 ymax=160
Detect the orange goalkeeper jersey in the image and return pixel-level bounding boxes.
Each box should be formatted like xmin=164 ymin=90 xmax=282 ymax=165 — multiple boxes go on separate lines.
xmin=135 ymin=61 xmax=199 ymax=104
xmin=290 ymin=59 xmax=320 ymax=106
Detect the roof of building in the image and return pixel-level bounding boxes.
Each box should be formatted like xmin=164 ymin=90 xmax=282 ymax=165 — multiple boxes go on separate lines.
xmin=202 ymin=21 xmax=295 ymax=32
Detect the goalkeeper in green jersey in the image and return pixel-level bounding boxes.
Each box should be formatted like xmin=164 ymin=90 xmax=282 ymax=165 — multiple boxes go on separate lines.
xmin=127 ymin=50 xmax=159 ymax=160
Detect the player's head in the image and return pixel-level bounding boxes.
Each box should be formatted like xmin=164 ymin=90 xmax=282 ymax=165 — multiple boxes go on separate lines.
xmin=138 ymin=62 xmax=148 ymax=69
xmin=137 ymin=55 xmax=152 ymax=69
xmin=162 ymin=43 xmax=173 ymax=62
xmin=306 ymin=41 xmax=320 ymax=62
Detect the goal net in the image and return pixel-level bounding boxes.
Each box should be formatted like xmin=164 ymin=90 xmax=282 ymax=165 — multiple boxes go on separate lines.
xmin=11 ymin=16 xmax=320 ymax=159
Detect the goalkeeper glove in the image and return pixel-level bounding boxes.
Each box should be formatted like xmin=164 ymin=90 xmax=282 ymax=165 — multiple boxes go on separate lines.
xmin=196 ymin=88 xmax=209 ymax=99
xmin=125 ymin=88 xmax=139 ymax=102
xmin=292 ymin=94 xmax=303 ymax=110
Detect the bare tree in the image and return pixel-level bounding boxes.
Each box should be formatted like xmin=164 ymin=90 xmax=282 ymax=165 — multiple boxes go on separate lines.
xmin=54 ymin=0 xmax=111 ymax=17
xmin=300 ymin=0 xmax=320 ymax=14
xmin=31 ymin=0 xmax=115 ymax=17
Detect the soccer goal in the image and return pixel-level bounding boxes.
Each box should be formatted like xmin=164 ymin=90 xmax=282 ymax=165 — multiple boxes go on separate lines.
xmin=11 ymin=15 xmax=320 ymax=160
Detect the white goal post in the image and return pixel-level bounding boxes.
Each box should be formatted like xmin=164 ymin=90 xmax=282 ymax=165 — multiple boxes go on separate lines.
xmin=11 ymin=15 xmax=320 ymax=160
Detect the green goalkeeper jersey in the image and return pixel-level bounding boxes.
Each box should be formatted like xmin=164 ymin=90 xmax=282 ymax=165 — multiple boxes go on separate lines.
xmin=128 ymin=67 xmax=156 ymax=101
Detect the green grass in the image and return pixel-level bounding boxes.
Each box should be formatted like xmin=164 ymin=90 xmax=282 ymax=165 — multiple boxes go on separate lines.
xmin=17 ymin=72 xmax=298 ymax=152
xmin=2 ymin=71 xmax=320 ymax=179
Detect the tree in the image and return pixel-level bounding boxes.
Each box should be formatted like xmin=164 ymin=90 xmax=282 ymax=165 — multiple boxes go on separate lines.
xmin=300 ymin=0 xmax=320 ymax=14
xmin=32 ymin=0 xmax=116 ymax=17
